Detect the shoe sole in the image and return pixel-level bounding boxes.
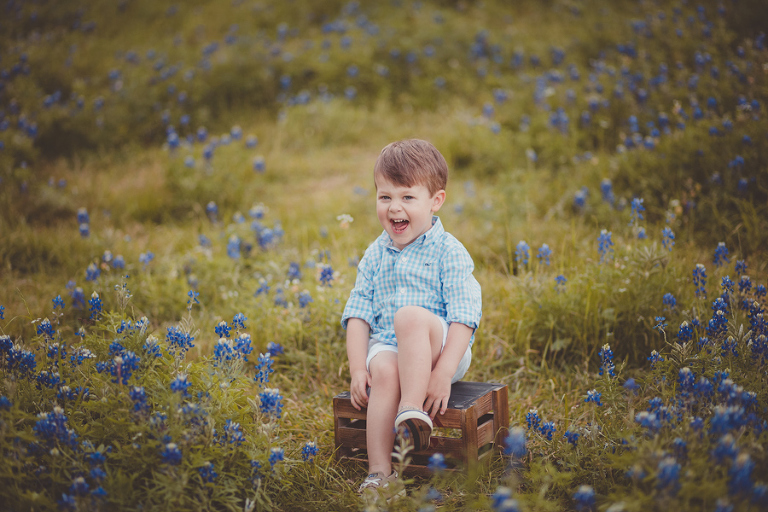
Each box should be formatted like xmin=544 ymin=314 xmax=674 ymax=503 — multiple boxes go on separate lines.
xmin=394 ymin=410 xmax=433 ymax=452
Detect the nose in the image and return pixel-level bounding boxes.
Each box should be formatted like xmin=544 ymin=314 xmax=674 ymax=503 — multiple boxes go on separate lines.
xmin=389 ymin=201 xmax=402 ymax=212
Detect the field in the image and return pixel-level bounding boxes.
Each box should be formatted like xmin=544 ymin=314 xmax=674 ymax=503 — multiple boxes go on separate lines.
xmin=1 ymin=0 xmax=767 ymax=510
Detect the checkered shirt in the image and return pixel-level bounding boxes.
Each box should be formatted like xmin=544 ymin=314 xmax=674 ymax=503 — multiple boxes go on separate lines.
xmin=341 ymin=216 xmax=482 ymax=346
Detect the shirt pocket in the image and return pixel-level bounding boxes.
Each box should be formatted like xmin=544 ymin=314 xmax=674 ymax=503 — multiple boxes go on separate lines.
xmin=408 ymin=260 xmax=441 ymax=298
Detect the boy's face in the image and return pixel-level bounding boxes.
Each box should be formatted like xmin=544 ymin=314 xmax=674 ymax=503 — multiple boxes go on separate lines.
xmin=375 ymin=175 xmax=445 ymax=250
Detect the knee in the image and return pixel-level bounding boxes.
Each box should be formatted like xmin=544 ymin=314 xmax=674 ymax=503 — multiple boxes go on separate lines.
xmin=370 ymin=357 xmax=398 ymax=387
xmin=393 ymin=306 xmax=430 ymax=334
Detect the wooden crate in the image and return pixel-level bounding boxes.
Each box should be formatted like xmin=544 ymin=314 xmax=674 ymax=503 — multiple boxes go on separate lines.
xmin=333 ymin=381 xmax=509 ymax=476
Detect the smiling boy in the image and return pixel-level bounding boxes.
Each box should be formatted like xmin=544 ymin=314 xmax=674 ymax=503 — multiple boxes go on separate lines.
xmin=341 ymin=139 xmax=482 ymax=496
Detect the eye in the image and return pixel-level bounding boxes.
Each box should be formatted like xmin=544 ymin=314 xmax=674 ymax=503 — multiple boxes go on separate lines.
xmin=404 ymin=195 xmax=414 ymax=200
xmin=379 ymin=195 xmax=390 ymax=200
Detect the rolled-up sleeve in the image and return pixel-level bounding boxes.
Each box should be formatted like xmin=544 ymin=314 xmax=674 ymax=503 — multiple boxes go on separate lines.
xmin=341 ymin=246 xmax=377 ymax=330
xmin=441 ymin=246 xmax=482 ymax=333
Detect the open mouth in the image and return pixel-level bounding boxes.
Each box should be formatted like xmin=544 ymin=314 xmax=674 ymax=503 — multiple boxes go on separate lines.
xmin=390 ymin=219 xmax=409 ymax=234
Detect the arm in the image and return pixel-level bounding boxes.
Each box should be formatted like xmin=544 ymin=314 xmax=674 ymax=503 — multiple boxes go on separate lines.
xmin=424 ymin=322 xmax=473 ymax=418
xmin=346 ymin=317 xmax=371 ymax=410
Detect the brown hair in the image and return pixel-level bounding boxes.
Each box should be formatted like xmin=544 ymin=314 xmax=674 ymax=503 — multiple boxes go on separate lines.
xmin=374 ymin=139 xmax=448 ymax=196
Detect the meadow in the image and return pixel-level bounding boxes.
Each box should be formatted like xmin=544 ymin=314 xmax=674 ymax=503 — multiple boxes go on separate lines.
xmin=0 ymin=0 xmax=767 ymax=510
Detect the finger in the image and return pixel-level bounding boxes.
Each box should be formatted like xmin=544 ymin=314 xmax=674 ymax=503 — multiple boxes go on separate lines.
xmin=440 ymin=397 xmax=448 ymax=415
xmin=350 ymin=395 xmax=360 ymax=411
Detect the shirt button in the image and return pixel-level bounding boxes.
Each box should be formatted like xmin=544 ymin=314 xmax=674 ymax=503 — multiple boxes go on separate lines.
xmin=400 ymin=289 xmax=406 ymax=294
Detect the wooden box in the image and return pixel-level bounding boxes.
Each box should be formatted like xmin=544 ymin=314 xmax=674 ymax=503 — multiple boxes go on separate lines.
xmin=333 ymin=381 xmax=509 ymax=476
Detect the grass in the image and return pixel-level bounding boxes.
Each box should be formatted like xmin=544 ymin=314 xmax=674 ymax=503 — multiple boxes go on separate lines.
xmin=1 ymin=0 xmax=768 ymax=510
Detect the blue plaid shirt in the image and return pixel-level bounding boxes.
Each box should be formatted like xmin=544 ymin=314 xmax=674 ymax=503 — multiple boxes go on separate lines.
xmin=342 ymin=216 xmax=482 ymax=346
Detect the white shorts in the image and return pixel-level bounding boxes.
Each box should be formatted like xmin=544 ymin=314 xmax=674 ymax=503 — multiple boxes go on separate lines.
xmin=365 ymin=317 xmax=472 ymax=384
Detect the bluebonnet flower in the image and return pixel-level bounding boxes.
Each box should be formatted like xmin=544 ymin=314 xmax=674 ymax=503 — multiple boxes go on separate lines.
xmin=690 ymin=416 xmax=705 ymax=432
xmin=301 ymin=441 xmax=319 ymax=462
xmin=662 ymin=293 xmax=676 ymax=310
xmin=597 ymin=229 xmax=614 ymax=263
xmin=752 ymin=483 xmax=768 ymax=504
xmin=199 ymin=461 xmax=217 ymax=483
xmin=166 ymin=326 xmax=194 ymax=358
xmin=52 ymin=295 xmax=65 ymax=311
xmin=623 ymin=378 xmax=639 ymax=393
xmin=635 ymin=411 xmax=661 ymax=433
xmin=109 ymin=351 xmax=140 ymax=385
xmin=598 ymin=344 xmax=615 ymax=377
xmin=255 ymin=280 xmax=270 ymax=296
xmin=712 ymin=434 xmax=738 ymax=462
xmin=554 ymin=275 xmax=567 ymax=293
xmin=33 ymin=406 xmax=78 ymax=448
xmin=129 ymin=386 xmax=149 ymax=413
xmin=274 ymin=289 xmax=288 ymax=307
xmin=170 ymin=374 xmax=190 ymax=396
xmin=88 ymin=292 xmax=102 ymax=320
xmin=563 ymin=430 xmax=580 ymax=446
xmin=254 ymin=353 xmax=274 ymax=385
xmin=539 ymin=421 xmax=556 ymax=440
xmin=269 ymin=447 xmax=284 ymax=467
xmin=231 ymin=313 xmax=247 ymax=331
xmin=57 ymin=385 xmax=86 ymax=402
xmin=573 ymin=188 xmax=587 ymax=210
xmin=287 ymin=262 xmax=302 ymax=280
xmin=504 ymin=426 xmax=527 ymax=459
xmin=728 ymin=453 xmax=754 ymax=496
xmin=266 ymin=341 xmax=284 ymax=357
xmin=214 ymin=419 xmax=246 ymax=447
xmin=37 ymin=318 xmax=55 ymax=340
xmin=36 ymin=370 xmax=61 ymax=389
xmin=232 ymin=333 xmax=253 ymax=360
xmin=319 ymin=264 xmax=334 ymax=286
xmin=672 ymin=437 xmax=688 ymax=460
xmin=139 ymin=252 xmax=154 ymax=267
xmin=637 ymin=226 xmax=647 ymax=239
xmin=0 ymin=395 xmax=12 ymax=410
xmin=515 ymin=241 xmax=530 ymax=267
xmin=213 ymin=338 xmax=236 ymax=366
xmin=69 ymin=476 xmax=89 ymax=496
xmin=710 ymin=405 xmax=748 ymax=435
xmin=226 ymin=235 xmax=241 ymax=259
xmin=536 ymin=244 xmax=552 ymax=265
xmin=142 ymin=335 xmax=163 ymax=359
xmin=677 ymin=321 xmax=693 ymax=343
xmin=738 ymin=275 xmax=752 ymax=295
xmin=187 ymin=290 xmax=199 ymax=308
xmin=85 ymin=263 xmax=100 ymax=282
xmin=77 ymin=207 xmax=89 ymax=225
xmin=734 ymin=260 xmax=748 ymax=276
xmin=661 ymin=227 xmax=675 ymax=251
xmin=213 ymin=320 xmax=231 ymax=338
xmin=199 ymin=234 xmax=212 ymax=247
xmin=298 ymin=291 xmax=313 ymax=308
xmin=427 ymin=453 xmax=447 ymax=473
xmin=0 ymin=305 xmax=4 ymax=319
xmin=161 ymin=442 xmax=182 ymax=465
xmin=693 ymin=264 xmax=707 ymax=298
xmin=656 ymin=457 xmax=680 ymax=494
xmin=585 ymin=389 xmax=603 ymax=406
xmin=600 ymin=179 xmax=614 ymax=205
xmin=629 ymin=197 xmax=644 ymax=225
xmin=713 ymin=242 xmax=730 ymax=267
xmin=526 ymin=409 xmax=541 ymax=431
xmin=259 ymin=387 xmax=283 ymax=419
xmin=573 ymin=485 xmax=595 ymax=511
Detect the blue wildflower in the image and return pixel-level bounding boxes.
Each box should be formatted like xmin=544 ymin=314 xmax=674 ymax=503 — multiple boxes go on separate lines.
xmin=0 ymin=305 xmax=4 ymax=319
xmin=661 ymin=227 xmax=675 ymax=251
xmin=526 ymin=409 xmax=541 ymax=431
xmin=214 ymin=419 xmax=246 ymax=447
xmin=677 ymin=321 xmax=693 ymax=343
xmin=629 ymin=197 xmax=644 ymax=225
xmin=713 ymin=242 xmax=730 ymax=267
xmin=187 ymin=290 xmax=200 ymax=307
xmin=139 ymin=252 xmax=154 ymax=267
xmin=199 ymin=461 xmax=217 ymax=483
xmin=573 ymin=485 xmax=595 ymax=511
xmin=52 ymin=295 xmax=65 ymax=311
xmin=656 ymin=457 xmax=680 ymax=494
xmin=166 ymin=326 xmax=194 ymax=359
xmin=301 ymin=441 xmax=319 ymax=462
xmin=129 ymin=386 xmax=149 ymax=413
xmin=427 ymin=453 xmax=447 ymax=473
xmin=37 ymin=318 xmax=55 ymax=340
xmin=539 ymin=421 xmax=556 ymax=440
xmin=693 ymin=264 xmax=707 ymax=298
xmin=600 ymin=179 xmax=615 ymax=205
xmin=269 ymin=447 xmax=284 ymax=467
xmin=254 ymin=353 xmax=274 ymax=385
xmin=504 ymin=426 xmax=527 ymax=459
xmin=662 ymin=293 xmax=676 ymax=310
xmin=598 ymin=343 xmax=615 ymax=377
xmin=515 ymin=241 xmax=530 ymax=267
xmin=563 ymin=430 xmax=580 ymax=446
xmin=232 ymin=313 xmax=247 ymax=330
xmin=259 ymin=387 xmax=283 ymax=419
xmin=287 ymin=262 xmax=302 ymax=280
xmin=266 ymin=341 xmax=284 ymax=357
xmin=623 ymin=378 xmax=639 ymax=393
xmin=160 ymin=442 xmax=182 ymax=465
xmin=734 ymin=260 xmax=748 ymax=276
xmin=597 ymin=229 xmax=614 ymax=263
xmin=319 ymin=264 xmax=334 ymax=286
xmin=85 ymin=263 xmax=100 ymax=282
xmin=170 ymin=374 xmax=191 ymax=396
xmin=728 ymin=453 xmax=754 ymax=496
xmin=88 ymin=292 xmax=102 ymax=320
xmin=585 ymin=389 xmax=603 ymax=406
xmin=555 ymin=275 xmax=567 ymax=292
xmin=537 ymin=244 xmax=552 ymax=265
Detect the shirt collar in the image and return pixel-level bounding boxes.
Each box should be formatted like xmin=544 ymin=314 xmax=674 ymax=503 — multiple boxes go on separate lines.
xmin=379 ymin=216 xmax=443 ymax=251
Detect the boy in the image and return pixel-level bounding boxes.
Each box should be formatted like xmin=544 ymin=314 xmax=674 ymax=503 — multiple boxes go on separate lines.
xmin=341 ymin=139 xmax=482 ymax=495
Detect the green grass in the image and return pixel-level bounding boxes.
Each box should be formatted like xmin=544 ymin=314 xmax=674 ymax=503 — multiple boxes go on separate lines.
xmin=1 ymin=0 xmax=768 ymax=510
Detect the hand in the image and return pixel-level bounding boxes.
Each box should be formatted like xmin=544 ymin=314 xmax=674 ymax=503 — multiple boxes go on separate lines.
xmin=424 ymin=369 xmax=452 ymax=419
xmin=349 ymin=370 xmax=370 ymax=411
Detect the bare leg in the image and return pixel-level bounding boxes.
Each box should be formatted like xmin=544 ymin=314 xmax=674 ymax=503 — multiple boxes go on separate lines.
xmin=366 ymin=351 xmax=400 ymax=476
xmin=394 ymin=306 xmax=443 ymax=411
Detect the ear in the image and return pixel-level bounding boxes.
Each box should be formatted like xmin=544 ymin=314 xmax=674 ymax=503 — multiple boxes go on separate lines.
xmin=430 ymin=189 xmax=446 ymax=213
